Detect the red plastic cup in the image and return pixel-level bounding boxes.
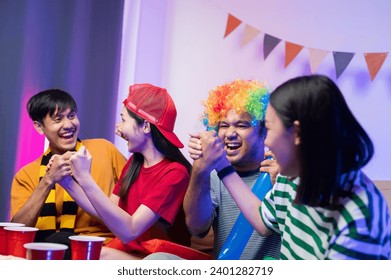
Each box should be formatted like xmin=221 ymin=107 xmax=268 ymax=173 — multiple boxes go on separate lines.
xmin=0 ymin=222 xmax=25 ymax=255
xmin=4 ymin=226 xmax=38 ymax=258
xmin=69 ymin=235 xmax=105 ymax=260
xmin=24 ymin=242 xmax=68 ymax=260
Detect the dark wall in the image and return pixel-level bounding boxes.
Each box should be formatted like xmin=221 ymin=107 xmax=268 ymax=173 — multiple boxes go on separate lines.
xmin=0 ymin=0 xmax=124 ymax=220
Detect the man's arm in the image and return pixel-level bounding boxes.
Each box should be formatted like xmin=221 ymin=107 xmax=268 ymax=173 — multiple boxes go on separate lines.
xmin=197 ymin=132 xmax=272 ymax=237
xmin=183 ymin=161 xmax=214 ymax=236
xmin=183 ymin=133 xmax=215 ymax=236
xmin=11 ymin=154 xmax=72 ymax=226
xmin=11 ymin=174 xmax=54 ymax=226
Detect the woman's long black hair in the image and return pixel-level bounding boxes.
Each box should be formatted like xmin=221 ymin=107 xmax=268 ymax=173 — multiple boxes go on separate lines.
xmin=270 ymin=75 xmax=373 ymax=208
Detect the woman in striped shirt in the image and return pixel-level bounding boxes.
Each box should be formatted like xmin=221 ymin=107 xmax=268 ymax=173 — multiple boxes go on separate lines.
xmin=197 ymin=75 xmax=391 ymax=259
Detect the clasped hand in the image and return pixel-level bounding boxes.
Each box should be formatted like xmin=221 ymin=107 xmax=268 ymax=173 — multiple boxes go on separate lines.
xmin=46 ymin=146 xmax=92 ymax=188
xmin=188 ymin=131 xmax=280 ymax=183
xmin=188 ymin=131 xmax=230 ymax=172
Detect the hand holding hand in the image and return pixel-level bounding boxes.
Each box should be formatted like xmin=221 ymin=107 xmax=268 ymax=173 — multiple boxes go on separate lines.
xmin=197 ymin=131 xmax=230 ymax=172
xmin=188 ymin=132 xmax=202 ymax=160
xmin=45 ymin=153 xmax=74 ymax=184
xmin=69 ymin=146 xmax=92 ymax=185
xmin=46 ymin=154 xmax=58 ymax=172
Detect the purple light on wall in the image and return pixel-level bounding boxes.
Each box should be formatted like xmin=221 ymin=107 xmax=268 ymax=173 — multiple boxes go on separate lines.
xmin=14 ymin=93 xmax=45 ymax=174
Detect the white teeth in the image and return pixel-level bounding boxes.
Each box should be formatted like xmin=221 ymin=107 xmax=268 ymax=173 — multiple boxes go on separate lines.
xmin=226 ymin=143 xmax=241 ymax=149
xmin=61 ymin=132 xmax=74 ymax=137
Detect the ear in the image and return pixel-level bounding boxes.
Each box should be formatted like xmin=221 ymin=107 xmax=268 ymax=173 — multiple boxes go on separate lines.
xmin=33 ymin=121 xmax=45 ymax=135
xmin=293 ymin=120 xmax=301 ymax=145
xmin=143 ymin=121 xmax=151 ymax=133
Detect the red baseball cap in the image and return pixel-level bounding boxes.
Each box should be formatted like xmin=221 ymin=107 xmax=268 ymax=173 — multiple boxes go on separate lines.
xmin=123 ymin=84 xmax=184 ymax=148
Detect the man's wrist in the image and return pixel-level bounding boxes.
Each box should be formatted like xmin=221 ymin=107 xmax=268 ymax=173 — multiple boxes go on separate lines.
xmin=42 ymin=175 xmax=55 ymax=188
xmin=217 ymin=165 xmax=235 ymax=181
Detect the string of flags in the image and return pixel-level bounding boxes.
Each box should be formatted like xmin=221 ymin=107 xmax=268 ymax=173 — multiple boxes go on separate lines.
xmin=224 ymin=14 xmax=388 ymax=81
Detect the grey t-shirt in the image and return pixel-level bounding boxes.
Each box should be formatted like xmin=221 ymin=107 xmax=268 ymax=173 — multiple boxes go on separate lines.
xmin=208 ymin=169 xmax=281 ymax=260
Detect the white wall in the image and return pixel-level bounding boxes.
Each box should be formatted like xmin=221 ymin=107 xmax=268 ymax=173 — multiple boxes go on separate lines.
xmin=158 ymin=0 xmax=391 ymax=180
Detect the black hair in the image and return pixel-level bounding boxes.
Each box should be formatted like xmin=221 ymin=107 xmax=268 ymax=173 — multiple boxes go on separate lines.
xmin=270 ymin=75 xmax=374 ymax=208
xmin=118 ymin=109 xmax=192 ymax=201
xmin=258 ymin=120 xmax=267 ymax=139
xmin=27 ymin=89 xmax=77 ymax=123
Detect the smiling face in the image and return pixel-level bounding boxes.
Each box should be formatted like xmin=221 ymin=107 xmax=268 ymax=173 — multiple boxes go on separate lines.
xmin=264 ymin=105 xmax=300 ymax=177
xmin=116 ymin=106 xmax=147 ymax=153
xmin=34 ymin=106 xmax=80 ymax=154
xmin=217 ymin=110 xmax=265 ymax=171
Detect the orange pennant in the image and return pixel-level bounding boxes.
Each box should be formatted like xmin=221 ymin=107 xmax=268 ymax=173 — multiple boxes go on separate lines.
xmin=241 ymin=24 xmax=261 ymax=47
xmin=224 ymin=14 xmax=242 ymax=38
xmin=308 ymin=48 xmax=329 ymax=73
xmin=285 ymin=41 xmax=304 ymax=68
xmin=364 ymin=52 xmax=388 ymax=81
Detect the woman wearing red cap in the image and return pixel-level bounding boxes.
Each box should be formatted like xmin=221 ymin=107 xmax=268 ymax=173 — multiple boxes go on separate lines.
xmin=59 ymin=84 xmax=192 ymax=259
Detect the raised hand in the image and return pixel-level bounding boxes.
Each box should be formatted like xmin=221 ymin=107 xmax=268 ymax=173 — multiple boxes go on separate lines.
xmin=45 ymin=152 xmax=74 ymax=184
xmin=197 ymin=131 xmax=230 ymax=172
xmin=259 ymin=150 xmax=279 ymax=185
xmin=188 ymin=132 xmax=203 ymax=160
xmin=69 ymin=146 xmax=92 ymax=186
xmin=46 ymin=154 xmax=58 ymax=172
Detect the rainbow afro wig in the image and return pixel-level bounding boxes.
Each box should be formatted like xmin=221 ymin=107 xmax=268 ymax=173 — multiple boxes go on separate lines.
xmin=202 ymin=79 xmax=271 ymax=130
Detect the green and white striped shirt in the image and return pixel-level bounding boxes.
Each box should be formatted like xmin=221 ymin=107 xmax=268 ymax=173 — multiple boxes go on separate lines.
xmin=260 ymin=171 xmax=391 ymax=259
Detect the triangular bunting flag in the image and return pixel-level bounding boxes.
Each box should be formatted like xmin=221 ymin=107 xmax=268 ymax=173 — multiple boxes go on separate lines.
xmin=309 ymin=48 xmax=329 ymax=73
xmin=263 ymin=34 xmax=281 ymax=60
xmin=242 ymin=24 xmax=261 ymax=47
xmin=333 ymin=51 xmax=355 ymax=79
xmin=364 ymin=52 xmax=388 ymax=81
xmin=224 ymin=14 xmax=242 ymax=38
xmin=285 ymin=41 xmax=304 ymax=68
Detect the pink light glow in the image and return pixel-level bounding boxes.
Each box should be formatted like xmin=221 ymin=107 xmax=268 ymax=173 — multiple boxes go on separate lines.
xmin=14 ymin=93 xmax=45 ymax=173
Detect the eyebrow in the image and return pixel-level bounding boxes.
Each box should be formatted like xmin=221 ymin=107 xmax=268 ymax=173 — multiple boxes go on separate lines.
xmin=220 ymin=120 xmax=252 ymax=125
xmin=52 ymin=109 xmax=75 ymax=117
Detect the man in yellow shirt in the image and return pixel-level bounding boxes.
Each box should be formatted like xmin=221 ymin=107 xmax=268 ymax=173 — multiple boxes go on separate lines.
xmin=10 ymin=89 xmax=127 ymax=258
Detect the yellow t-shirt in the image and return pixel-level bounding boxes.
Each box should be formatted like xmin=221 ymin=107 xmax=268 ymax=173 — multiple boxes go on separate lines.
xmin=10 ymin=138 xmax=127 ymax=240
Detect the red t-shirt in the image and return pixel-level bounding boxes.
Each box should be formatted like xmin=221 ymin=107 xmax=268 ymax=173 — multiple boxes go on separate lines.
xmin=106 ymin=156 xmax=191 ymax=256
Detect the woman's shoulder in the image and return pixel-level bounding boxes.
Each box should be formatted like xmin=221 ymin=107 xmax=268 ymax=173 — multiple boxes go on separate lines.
xmin=160 ymin=159 xmax=189 ymax=173
xmin=274 ymin=175 xmax=299 ymax=190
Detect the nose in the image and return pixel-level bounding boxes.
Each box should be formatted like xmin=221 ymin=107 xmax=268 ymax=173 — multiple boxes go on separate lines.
xmin=62 ymin=117 xmax=74 ymax=128
xmin=225 ymin=126 xmax=237 ymax=139
xmin=115 ymin=123 xmax=122 ymax=137
xmin=264 ymin=134 xmax=271 ymax=149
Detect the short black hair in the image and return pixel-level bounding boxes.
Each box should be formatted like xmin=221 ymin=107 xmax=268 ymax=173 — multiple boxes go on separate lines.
xmin=27 ymin=89 xmax=77 ymax=124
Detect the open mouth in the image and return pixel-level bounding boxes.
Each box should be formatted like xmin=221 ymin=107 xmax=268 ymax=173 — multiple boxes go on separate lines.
xmin=60 ymin=131 xmax=75 ymax=140
xmin=226 ymin=143 xmax=241 ymax=150
xmin=120 ymin=133 xmax=128 ymax=141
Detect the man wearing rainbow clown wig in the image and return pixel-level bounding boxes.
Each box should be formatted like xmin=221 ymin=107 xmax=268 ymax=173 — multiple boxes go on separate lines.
xmin=185 ymin=79 xmax=282 ymax=260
